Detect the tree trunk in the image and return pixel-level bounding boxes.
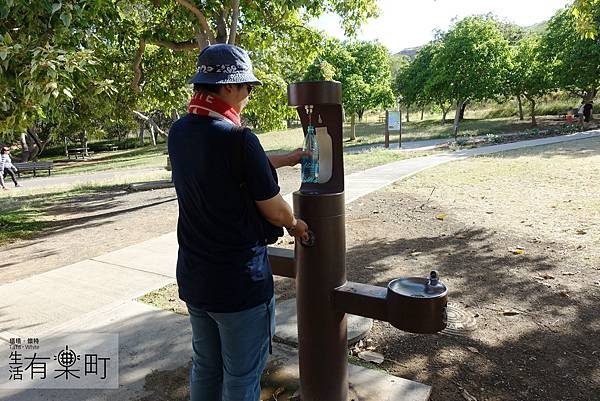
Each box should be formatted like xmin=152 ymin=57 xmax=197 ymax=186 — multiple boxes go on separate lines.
xmin=453 ymin=99 xmax=464 ymax=141
xmin=405 ymin=108 xmax=410 ymax=122
xmin=133 ymin=111 xmax=167 ymax=137
xmin=139 ymin=122 xmax=145 ymax=146
xmin=150 ymin=125 xmax=157 ymax=146
xmin=517 ymin=95 xmax=524 ymax=120
xmin=440 ymin=103 xmax=449 ymax=124
xmin=26 ymin=128 xmax=45 ymax=160
xmin=420 ymin=107 xmax=424 ymax=120
xmin=79 ymin=130 xmax=89 ymax=156
xmin=20 ymin=133 xmax=31 ymax=162
xmin=350 ymin=114 xmax=356 ymax=140
xmin=583 ymin=88 xmax=597 ymax=103
xmin=528 ymin=97 xmax=537 ymax=127
xmin=459 ymin=100 xmax=468 ymax=121
xmin=228 ymin=0 xmax=240 ymax=44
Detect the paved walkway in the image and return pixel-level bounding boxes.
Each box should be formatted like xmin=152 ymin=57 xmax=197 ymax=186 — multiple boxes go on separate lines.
xmin=1 ymin=129 xmax=598 ymax=400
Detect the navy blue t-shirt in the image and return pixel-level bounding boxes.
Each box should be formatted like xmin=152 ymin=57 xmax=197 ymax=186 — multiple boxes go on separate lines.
xmin=168 ymin=114 xmax=280 ymax=312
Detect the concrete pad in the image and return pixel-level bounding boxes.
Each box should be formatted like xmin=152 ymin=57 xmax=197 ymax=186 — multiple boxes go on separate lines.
xmin=0 ymin=260 xmax=173 ymax=337
xmin=263 ymin=342 xmax=431 ymax=401
xmin=92 ymin=233 xmax=177 ymax=278
xmin=275 ymin=298 xmax=373 ymax=346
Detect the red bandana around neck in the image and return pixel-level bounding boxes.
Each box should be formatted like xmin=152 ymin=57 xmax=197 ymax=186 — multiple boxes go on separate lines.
xmin=188 ymin=91 xmax=241 ymax=126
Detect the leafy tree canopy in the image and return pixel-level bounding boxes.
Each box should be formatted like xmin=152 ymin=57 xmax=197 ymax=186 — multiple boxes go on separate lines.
xmin=1 ymin=0 xmax=379 ymax=143
xmin=542 ymin=6 xmax=600 ymax=100
xmin=572 ymin=0 xmax=600 ymax=39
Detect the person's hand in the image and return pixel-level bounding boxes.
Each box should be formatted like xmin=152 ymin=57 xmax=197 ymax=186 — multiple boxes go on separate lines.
xmin=286 ymin=148 xmax=311 ymax=167
xmin=286 ymin=218 xmax=309 ymax=241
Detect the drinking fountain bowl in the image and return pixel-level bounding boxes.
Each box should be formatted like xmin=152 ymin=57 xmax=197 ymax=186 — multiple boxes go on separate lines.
xmin=386 ymin=271 xmax=448 ymax=334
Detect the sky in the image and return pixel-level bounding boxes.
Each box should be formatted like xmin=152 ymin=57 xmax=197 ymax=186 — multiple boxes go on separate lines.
xmin=311 ymin=0 xmax=571 ymax=53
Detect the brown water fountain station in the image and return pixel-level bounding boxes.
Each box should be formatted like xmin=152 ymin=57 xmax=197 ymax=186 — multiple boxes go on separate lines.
xmin=267 ymin=80 xmax=448 ymax=401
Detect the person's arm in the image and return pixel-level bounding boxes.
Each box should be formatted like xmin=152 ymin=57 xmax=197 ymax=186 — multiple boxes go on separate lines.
xmin=255 ymin=194 xmax=309 ymax=240
xmin=268 ymin=149 xmax=309 ymax=169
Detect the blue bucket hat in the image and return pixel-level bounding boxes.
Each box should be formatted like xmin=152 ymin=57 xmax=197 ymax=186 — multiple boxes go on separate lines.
xmin=189 ymin=44 xmax=262 ymax=86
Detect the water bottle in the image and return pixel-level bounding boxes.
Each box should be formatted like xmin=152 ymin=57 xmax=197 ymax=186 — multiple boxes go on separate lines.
xmin=301 ymin=125 xmax=319 ymax=183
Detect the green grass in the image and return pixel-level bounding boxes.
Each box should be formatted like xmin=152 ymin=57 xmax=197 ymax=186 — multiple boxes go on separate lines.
xmin=344 ymin=149 xmax=434 ymax=173
xmin=257 ymin=113 xmax=575 ymax=154
xmin=41 ymin=144 xmax=168 ymax=176
xmin=0 ymin=205 xmax=47 ymax=245
xmin=138 ymin=283 xmax=186 ymax=315
xmin=0 ymin=171 xmax=172 ymax=244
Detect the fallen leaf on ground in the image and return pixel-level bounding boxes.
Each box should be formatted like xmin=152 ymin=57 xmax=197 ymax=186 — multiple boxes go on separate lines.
xmin=542 ymin=273 xmax=555 ymax=279
xmin=562 ymin=271 xmax=577 ymax=276
xmin=435 ymin=212 xmax=447 ymax=221
xmin=559 ymin=291 xmax=569 ymax=298
xmin=512 ymin=247 xmax=525 ymax=255
xmin=502 ymin=310 xmax=520 ymax=316
xmin=358 ymin=351 xmax=384 ymax=364
xmin=410 ymin=251 xmax=422 ymax=257
xmin=364 ymin=266 xmax=374 ymax=270
xmin=461 ymin=388 xmax=478 ymax=401
xmin=466 ymin=346 xmax=480 ymax=354
xmin=575 ymin=229 xmax=587 ymax=235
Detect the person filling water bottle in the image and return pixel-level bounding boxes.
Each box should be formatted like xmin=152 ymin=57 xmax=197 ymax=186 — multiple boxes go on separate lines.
xmin=301 ymin=124 xmax=319 ymax=183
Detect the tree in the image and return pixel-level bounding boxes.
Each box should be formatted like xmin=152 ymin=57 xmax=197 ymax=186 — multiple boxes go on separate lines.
xmin=306 ymin=39 xmax=395 ymax=140
xmin=395 ymin=41 xmax=454 ymax=124
xmin=0 ymin=1 xmax=119 ymax=159
xmin=430 ymin=16 xmax=511 ymax=140
xmin=123 ymin=0 xmax=379 ymax=131
xmin=541 ymin=7 xmax=600 ymax=103
xmin=509 ymin=36 xmax=553 ymax=126
xmin=1 ymin=0 xmax=380 ymax=157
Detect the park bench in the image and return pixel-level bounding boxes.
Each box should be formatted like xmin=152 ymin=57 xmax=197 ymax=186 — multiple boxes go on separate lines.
xmin=12 ymin=162 xmax=54 ymax=178
xmin=67 ymin=147 xmax=89 ymax=159
xmin=104 ymin=143 xmax=119 ymax=151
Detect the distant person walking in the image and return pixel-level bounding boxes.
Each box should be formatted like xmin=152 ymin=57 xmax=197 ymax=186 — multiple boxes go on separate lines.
xmin=1 ymin=147 xmax=21 ymax=188
xmin=583 ymin=101 xmax=593 ymax=123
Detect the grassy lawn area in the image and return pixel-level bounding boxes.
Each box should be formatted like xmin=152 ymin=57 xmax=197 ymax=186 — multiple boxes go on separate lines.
xmin=26 ymin=113 xmax=578 ymax=177
xmin=0 ymin=171 xmax=171 ymax=245
xmin=343 ymin=149 xmax=434 ymax=173
xmin=0 ymin=202 xmax=46 ymax=245
xmin=41 ymin=144 xmax=168 ymax=176
xmin=395 ymin=136 xmax=600 ymax=246
xmin=257 ymin=114 xmax=571 ymax=152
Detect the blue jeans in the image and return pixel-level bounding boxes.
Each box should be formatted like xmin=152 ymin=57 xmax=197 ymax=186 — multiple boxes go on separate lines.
xmin=187 ymin=296 xmax=275 ymax=401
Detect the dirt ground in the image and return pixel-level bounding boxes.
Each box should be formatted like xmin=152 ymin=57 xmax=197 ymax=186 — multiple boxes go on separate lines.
xmin=2 ymin=138 xmax=599 ymax=400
